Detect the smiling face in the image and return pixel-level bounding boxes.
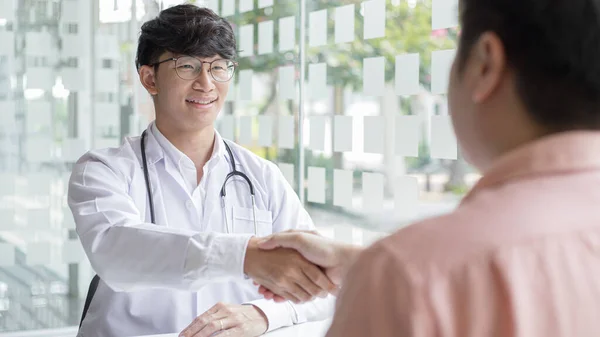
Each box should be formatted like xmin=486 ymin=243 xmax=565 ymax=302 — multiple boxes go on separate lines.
xmin=138 ymin=52 xmax=231 ymax=133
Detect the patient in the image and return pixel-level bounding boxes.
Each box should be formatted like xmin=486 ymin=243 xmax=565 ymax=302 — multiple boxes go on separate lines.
xmin=258 ymin=0 xmax=600 ymax=336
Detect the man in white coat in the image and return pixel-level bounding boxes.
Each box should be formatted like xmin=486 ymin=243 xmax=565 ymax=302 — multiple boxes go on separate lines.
xmin=68 ymin=4 xmax=336 ymax=337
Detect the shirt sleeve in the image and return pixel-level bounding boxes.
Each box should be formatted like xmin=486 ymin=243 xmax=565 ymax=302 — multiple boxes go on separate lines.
xmin=69 ymin=155 xmax=252 ymax=292
xmin=325 ymin=244 xmax=436 ymax=337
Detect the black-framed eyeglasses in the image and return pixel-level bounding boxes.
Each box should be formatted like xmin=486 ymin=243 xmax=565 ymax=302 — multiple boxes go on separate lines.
xmin=150 ymin=56 xmax=238 ymax=82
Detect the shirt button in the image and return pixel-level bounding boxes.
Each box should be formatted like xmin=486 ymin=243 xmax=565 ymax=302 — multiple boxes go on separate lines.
xmin=185 ymin=200 xmax=194 ymax=210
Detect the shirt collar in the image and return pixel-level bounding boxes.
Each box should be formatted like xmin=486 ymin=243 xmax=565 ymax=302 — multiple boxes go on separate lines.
xmin=463 ymin=131 xmax=600 ymax=203
xmin=148 ymin=121 xmax=227 ymax=170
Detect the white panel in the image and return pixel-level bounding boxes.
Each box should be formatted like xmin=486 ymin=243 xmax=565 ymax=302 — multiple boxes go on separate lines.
xmin=205 ymin=0 xmax=220 ymax=14
xmin=0 ymin=0 xmax=15 ymax=21
xmin=364 ymin=0 xmax=386 ymax=39
xmin=94 ymin=137 xmax=120 ymax=149
xmin=26 ymin=138 xmax=53 ymax=163
xmin=218 ymin=115 xmax=235 ymax=141
xmin=239 ymin=0 xmax=254 ymax=13
xmin=395 ymin=175 xmax=418 ymax=218
xmin=258 ymin=20 xmax=274 ymax=55
xmin=333 ymin=169 xmax=353 ymax=208
xmin=309 ymin=116 xmax=326 ymax=151
xmin=26 ymin=101 xmax=52 ymax=134
xmin=432 ymin=0 xmax=459 ymax=30
xmin=363 ymin=116 xmax=385 ymax=154
xmin=94 ymin=104 xmax=119 ymax=128
xmin=395 ymin=53 xmax=420 ymax=96
xmin=61 ymin=67 xmax=86 ymax=91
xmin=258 ymin=116 xmax=274 ymax=147
xmin=279 ymin=16 xmax=296 ymax=52
xmin=0 ymin=174 xmax=16 ymax=196
xmin=0 ymin=209 xmax=15 ymax=230
xmin=431 ymin=49 xmax=456 ymax=95
xmin=62 ymin=240 xmax=85 ymax=264
xmin=0 ymin=32 xmax=15 ymax=57
xmin=0 ymin=244 xmax=15 ymax=267
xmin=225 ymin=82 xmax=236 ymax=102
xmin=221 ymin=0 xmax=235 ymax=16
xmin=26 ymin=242 xmax=52 ymax=265
xmin=96 ymin=69 xmax=119 ymax=90
xmin=259 ymin=0 xmax=273 ymax=8
xmin=307 ymin=167 xmax=326 ymax=204
xmin=430 ymin=115 xmax=458 ymax=159
xmin=334 ymin=225 xmax=353 ymax=244
xmin=26 ymin=208 xmax=51 ymax=230
xmin=309 ymin=10 xmax=327 ymax=47
xmin=362 ymin=172 xmax=384 ymax=212
xmin=395 ymin=115 xmax=420 ymax=157
xmin=95 ymin=35 xmax=119 ymax=59
xmin=61 ymin=35 xmax=85 ymax=57
xmin=61 ymin=0 xmax=79 ymax=21
xmin=363 ymin=57 xmax=385 ymax=96
xmin=309 ymin=63 xmax=327 ymax=100
xmin=26 ymin=68 xmax=54 ymax=90
xmin=278 ymin=115 xmax=295 ymax=149
xmin=238 ymin=69 xmax=253 ymax=101
xmin=62 ymin=138 xmax=88 ymax=162
xmin=278 ymin=65 xmax=295 ymax=100
xmin=333 ymin=115 xmax=353 ymax=152
xmin=25 ymin=32 xmax=53 ymax=56
xmin=238 ymin=116 xmax=253 ymax=145
xmin=25 ymin=173 xmax=53 ymax=196
xmin=239 ymin=24 xmax=254 ymax=58
xmin=278 ymin=163 xmax=295 ymax=187
xmin=335 ymin=5 xmax=355 ymax=44
xmin=0 ymin=101 xmax=16 ymax=129
xmin=63 ymin=207 xmax=76 ymax=229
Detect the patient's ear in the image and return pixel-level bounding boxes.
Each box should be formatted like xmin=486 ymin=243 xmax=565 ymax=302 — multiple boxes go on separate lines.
xmin=471 ymin=32 xmax=507 ymax=103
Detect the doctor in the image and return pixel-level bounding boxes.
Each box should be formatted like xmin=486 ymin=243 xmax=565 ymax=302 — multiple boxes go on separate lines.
xmin=68 ymin=4 xmax=335 ymax=337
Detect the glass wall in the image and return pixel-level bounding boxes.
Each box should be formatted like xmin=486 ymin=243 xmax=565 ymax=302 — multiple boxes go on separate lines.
xmin=0 ymin=0 xmax=468 ymax=333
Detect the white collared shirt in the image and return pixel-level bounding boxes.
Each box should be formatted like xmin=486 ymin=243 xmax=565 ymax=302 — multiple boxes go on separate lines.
xmin=68 ymin=122 xmax=334 ymax=337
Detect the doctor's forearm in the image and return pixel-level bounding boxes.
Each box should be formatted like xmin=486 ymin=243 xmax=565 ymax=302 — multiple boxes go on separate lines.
xmin=83 ymin=224 xmax=252 ymax=292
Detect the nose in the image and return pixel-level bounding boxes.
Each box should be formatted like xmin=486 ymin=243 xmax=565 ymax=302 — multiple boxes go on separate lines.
xmin=192 ymin=63 xmax=216 ymax=92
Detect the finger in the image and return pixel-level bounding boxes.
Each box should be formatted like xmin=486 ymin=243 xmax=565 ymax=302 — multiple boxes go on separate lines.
xmin=192 ymin=316 xmax=234 ymax=337
xmin=286 ymin=281 xmax=313 ymax=303
xmin=302 ymin=263 xmax=337 ymax=296
xmin=179 ymin=303 xmax=225 ymax=336
xmin=258 ymin=232 xmax=306 ymax=250
xmin=218 ymin=326 xmax=244 ymax=336
xmin=295 ymin=267 xmax=325 ymax=298
xmin=272 ymin=294 xmax=287 ymax=302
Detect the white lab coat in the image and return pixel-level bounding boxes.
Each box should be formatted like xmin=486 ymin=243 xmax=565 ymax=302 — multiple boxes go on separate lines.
xmin=68 ymin=122 xmax=334 ymax=337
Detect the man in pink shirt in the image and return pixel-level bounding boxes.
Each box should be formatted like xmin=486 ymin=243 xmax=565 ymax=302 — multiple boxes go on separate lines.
xmin=257 ymin=0 xmax=600 ymax=335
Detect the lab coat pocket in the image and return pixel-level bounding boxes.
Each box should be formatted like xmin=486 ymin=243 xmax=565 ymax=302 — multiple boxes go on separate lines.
xmin=232 ymin=206 xmax=273 ymax=237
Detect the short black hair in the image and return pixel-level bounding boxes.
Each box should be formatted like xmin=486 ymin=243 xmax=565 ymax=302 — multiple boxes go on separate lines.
xmin=135 ymin=4 xmax=237 ymax=70
xmin=457 ymin=0 xmax=600 ymax=131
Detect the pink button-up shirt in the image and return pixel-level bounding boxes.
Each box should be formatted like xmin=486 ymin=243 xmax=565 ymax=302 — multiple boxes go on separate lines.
xmin=327 ymin=132 xmax=600 ymax=337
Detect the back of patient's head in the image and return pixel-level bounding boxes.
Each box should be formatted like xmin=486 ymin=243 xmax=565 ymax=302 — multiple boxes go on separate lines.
xmin=135 ymin=4 xmax=237 ymax=70
xmin=458 ymin=0 xmax=600 ymax=131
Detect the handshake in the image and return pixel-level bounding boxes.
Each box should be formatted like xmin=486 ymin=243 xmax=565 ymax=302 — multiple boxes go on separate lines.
xmin=243 ymin=231 xmax=363 ymax=304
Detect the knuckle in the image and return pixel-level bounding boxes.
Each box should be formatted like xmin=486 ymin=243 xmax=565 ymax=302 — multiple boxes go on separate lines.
xmin=216 ymin=302 xmax=225 ymax=309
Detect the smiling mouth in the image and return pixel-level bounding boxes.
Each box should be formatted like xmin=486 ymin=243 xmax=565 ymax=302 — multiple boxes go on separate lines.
xmin=185 ymin=98 xmax=218 ymax=105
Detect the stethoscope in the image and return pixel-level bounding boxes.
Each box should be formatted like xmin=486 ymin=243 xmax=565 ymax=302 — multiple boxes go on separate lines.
xmin=140 ymin=129 xmax=258 ymax=235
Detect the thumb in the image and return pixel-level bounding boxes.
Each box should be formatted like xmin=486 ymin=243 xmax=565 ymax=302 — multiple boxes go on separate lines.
xmin=258 ymin=233 xmax=304 ymax=251
xmin=257 ymin=236 xmax=279 ymax=250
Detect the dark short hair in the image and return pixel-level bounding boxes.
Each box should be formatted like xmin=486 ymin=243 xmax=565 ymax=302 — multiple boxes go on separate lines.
xmin=457 ymin=0 xmax=600 ymax=131
xmin=135 ymin=4 xmax=237 ymax=70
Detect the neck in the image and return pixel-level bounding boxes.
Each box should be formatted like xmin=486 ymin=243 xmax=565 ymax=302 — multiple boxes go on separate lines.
xmin=155 ymin=118 xmax=216 ymax=169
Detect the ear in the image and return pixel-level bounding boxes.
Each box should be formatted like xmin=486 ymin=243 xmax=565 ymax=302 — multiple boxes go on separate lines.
xmin=470 ymin=32 xmax=507 ymax=103
xmin=139 ymin=65 xmax=158 ymax=96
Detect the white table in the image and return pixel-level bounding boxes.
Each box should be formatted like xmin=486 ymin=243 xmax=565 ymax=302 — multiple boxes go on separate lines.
xmin=137 ymin=319 xmax=332 ymax=337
